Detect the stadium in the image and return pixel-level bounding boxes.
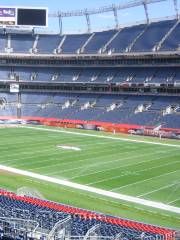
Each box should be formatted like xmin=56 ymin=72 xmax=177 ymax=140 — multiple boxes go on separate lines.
xmin=0 ymin=0 xmax=179 ymax=239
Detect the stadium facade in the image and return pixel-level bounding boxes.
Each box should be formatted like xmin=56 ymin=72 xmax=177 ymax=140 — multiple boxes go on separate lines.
xmin=0 ymin=0 xmax=180 ymax=239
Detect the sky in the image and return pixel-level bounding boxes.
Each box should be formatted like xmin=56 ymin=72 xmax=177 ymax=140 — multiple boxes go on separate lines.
xmin=0 ymin=0 xmax=179 ymax=33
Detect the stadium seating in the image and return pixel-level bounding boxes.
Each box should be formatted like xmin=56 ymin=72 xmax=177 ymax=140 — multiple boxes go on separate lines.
xmin=0 ymin=19 xmax=179 ymax=54
xmin=0 ymin=35 xmax=6 ymax=52
xmin=131 ymin=20 xmax=176 ymax=52
xmin=0 ymin=9 xmax=179 ymax=240
xmin=37 ymin=35 xmax=62 ymax=54
xmin=0 ymin=66 xmax=179 ymax=84
xmin=11 ymin=34 xmax=35 ymax=53
xmin=0 ymin=190 xmax=175 ymax=239
xmin=106 ymin=24 xmax=146 ymax=53
xmin=0 ymin=14 xmax=179 ymax=240
xmin=1 ymin=92 xmax=179 ymax=129
xmin=161 ymin=21 xmax=180 ymax=51
xmin=83 ymin=30 xmax=116 ymax=53
xmin=61 ymin=34 xmax=90 ymax=54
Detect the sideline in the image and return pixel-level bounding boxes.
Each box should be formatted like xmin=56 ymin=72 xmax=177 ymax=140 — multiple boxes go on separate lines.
xmin=20 ymin=126 xmax=180 ymax=148
xmin=0 ymin=164 xmax=180 ymax=214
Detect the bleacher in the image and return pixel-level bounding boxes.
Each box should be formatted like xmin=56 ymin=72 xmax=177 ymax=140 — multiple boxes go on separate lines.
xmin=11 ymin=34 xmax=35 ymax=53
xmin=0 ymin=66 xmax=179 ymax=84
xmin=83 ymin=30 xmax=116 ymax=53
xmin=161 ymin=21 xmax=180 ymax=51
xmin=0 ymin=6 xmax=179 ymax=240
xmin=0 ymin=19 xmax=179 ymax=54
xmin=60 ymin=34 xmax=90 ymax=54
xmin=0 ymin=11 xmax=179 ymax=240
xmin=1 ymin=93 xmax=179 ymax=129
xmin=0 ymin=189 xmax=175 ymax=240
xmin=36 ymin=35 xmax=62 ymax=54
xmin=131 ymin=20 xmax=176 ymax=52
xmin=106 ymin=24 xmax=146 ymax=53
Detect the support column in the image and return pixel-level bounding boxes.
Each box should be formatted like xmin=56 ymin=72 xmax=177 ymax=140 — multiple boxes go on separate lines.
xmin=143 ymin=0 xmax=150 ymax=24
xmin=112 ymin=5 xmax=119 ymax=29
xmin=58 ymin=14 xmax=63 ymax=35
xmin=173 ymin=0 xmax=179 ymax=19
xmin=85 ymin=12 xmax=91 ymax=33
xmin=17 ymin=92 xmax=21 ymax=119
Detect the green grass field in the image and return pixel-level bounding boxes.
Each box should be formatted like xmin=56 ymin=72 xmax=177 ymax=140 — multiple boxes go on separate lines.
xmin=0 ymin=125 xmax=179 ymax=229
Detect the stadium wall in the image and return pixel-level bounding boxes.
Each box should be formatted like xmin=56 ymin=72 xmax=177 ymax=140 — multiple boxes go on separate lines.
xmin=0 ymin=116 xmax=180 ymax=139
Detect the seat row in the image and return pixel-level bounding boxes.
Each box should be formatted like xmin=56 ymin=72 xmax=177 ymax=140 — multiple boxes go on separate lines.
xmin=0 ymin=19 xmax=179 ymax=54
xmin=0 ymin=67 xmax=179 ymax=84
xmin=0 ymin=190 xmax=175 ymax=239
xmin=0 ymin=93 xmax=180 ymax=129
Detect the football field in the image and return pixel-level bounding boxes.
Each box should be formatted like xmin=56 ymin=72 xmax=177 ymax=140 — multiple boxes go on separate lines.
xmin=0 ymin=125 xmax=179 ymax=229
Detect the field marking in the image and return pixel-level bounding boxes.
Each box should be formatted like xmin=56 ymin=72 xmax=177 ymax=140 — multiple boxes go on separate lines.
xmin=65 ymin=150 xmax=179 ymax=180
xmin=110 ymin=170 xmax=180 ymax=191
xmin=20 ymin=126 xmax=180 ymax=148
xmin=0 ymin=164 xmax=180 ymax=214
xmin=0 ymin=147 xmax=56 ymax=164
xmin=29 ymin=150 xmax=133 ymax=170
xmin=87 ymin=160 xmax=179 ymax=186
xmin=137 ymin=182 xmax=180 ymax=197
xmin=2 ymin=142 xmax=178 ymax=188
xmin=10 ymin=143 xmax=114 ymax=167
xmin=29 ymin=145 xmax=131 ymax=171
xmin=0 ymin=133 xmax=61 ymax=155
xmin=46 ymin=150 xmax=161 ymax=175
xmin=168 ymin=197 xmax=180 ymax=204
xmin=0 ymin=133 xmax=109 ymax=164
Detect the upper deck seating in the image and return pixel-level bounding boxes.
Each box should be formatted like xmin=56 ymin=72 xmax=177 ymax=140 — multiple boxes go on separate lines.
xmin=161 ymin=21 xmax=180 ymax=51
xmin=37 ymin=35 xmax=62 ymax=54
xmin=107 ymin=24 xmax=146 ymax=53
xmin=61 ymin=34 xmax=90 ymax=53
xmin=131 ymin=20 xmax=177 ymax=52
xmin=0 ymin=35 xmax=7 ymax=52
xmin=11 ymin=34 xmax=35 ymax=53
xmin=84 ymin=30 xmax=116 ymax=53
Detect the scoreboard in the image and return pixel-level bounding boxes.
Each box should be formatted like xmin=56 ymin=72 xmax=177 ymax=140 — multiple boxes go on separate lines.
xmin=0 ymin=7 xmax=48 ymax=27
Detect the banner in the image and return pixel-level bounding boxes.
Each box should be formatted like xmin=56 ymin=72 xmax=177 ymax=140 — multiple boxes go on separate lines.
xmin=0 ymin=8 xmax=16 ymax=26
xmin=128 ymin=128 xmax=180 ymax=139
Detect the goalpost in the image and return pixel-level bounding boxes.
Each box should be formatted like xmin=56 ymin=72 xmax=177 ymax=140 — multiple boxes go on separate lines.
xmin=17 ymin=187 xmax=45 ymax=199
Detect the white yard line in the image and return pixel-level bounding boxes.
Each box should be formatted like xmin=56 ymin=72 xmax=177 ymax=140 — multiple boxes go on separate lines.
xmin=0 ymin=164 xmax=180 ymax=214
xmin=137 ymin=182 xmax=180 ymax=197
xmin=30 ymin=145 xmax=124 ymax=170
xmin=68 ymin=151 xmax=179 ymax=180
xmin=30 ymin=148 xmax=142 ymax=172
xmin=20 ymin=126 xmax=180 ymax=148
xmin=0 ymin=147 xmax=54 ymax=163
xmin=168 ymin=197 xmax=180 ymax=204
xmin=47 ymin=151 xmax=159 ymax=175
xmin=110 ymin=170 xmax=180 ymax=191
xmin=87 ymin=160 xmax=179 ymax=186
